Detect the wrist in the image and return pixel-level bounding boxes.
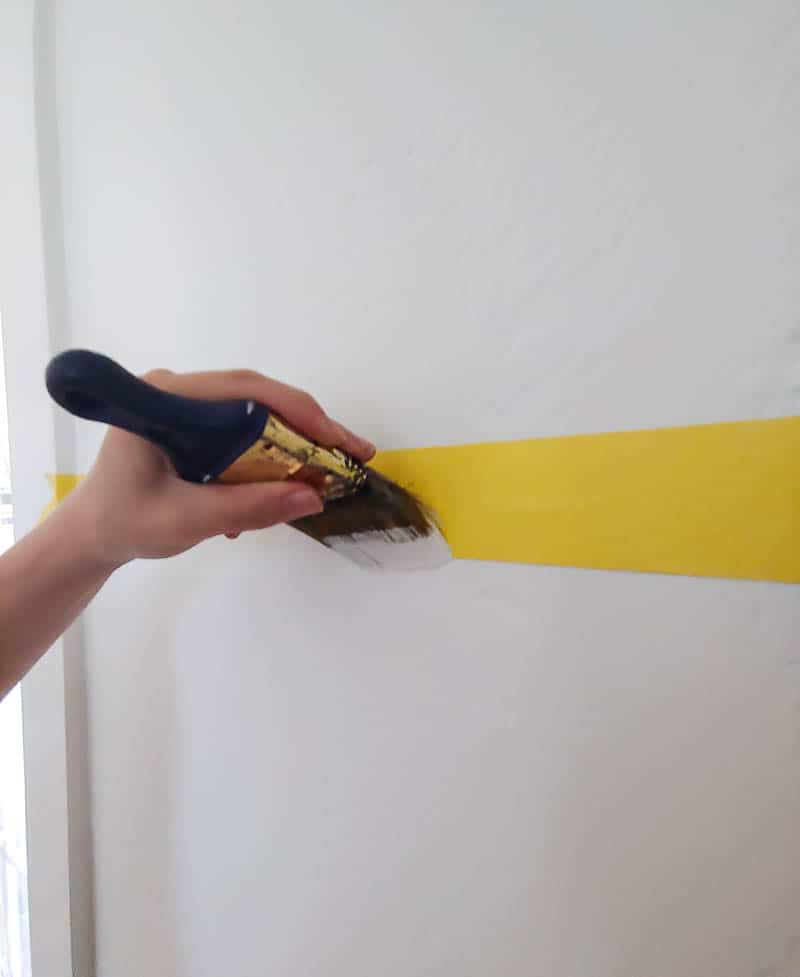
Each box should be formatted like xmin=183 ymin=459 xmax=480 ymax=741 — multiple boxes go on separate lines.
xmin=54 ymin=484 xmax=129 ymax=576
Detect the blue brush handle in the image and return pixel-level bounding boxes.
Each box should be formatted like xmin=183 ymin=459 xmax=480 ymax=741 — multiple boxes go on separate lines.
xmin=45 ymin=349 xmax=269 ymax=483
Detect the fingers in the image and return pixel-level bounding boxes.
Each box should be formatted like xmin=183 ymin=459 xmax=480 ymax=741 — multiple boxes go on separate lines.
xmin=326 ymin=419 xmax=376 ymax=463
xmin=143 ymin=367 xmax=375 ymax=463
xmin=180 ymin=480 xmax=323 ymax=539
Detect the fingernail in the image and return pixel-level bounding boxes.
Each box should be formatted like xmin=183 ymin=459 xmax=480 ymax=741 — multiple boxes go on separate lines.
xmin=344 ymin=426 xmax=376 ymax=458
xmin=329 ymin=419 xmax=375 ymax=457
xmin=285 ymin=487 xmax=323 ymax=519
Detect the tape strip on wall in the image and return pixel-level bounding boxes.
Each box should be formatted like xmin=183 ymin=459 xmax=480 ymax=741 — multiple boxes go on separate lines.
xmin=44 ymin=416 xmax=799 ymax=583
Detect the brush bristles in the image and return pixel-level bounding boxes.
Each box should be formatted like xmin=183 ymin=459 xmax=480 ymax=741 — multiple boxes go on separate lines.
xmin=291 ymin=469 xmax=438 ymax=545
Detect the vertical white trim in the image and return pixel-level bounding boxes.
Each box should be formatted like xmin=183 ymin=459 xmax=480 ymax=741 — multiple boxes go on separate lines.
xmin=0 ymin=2 xmax=77 ymax=975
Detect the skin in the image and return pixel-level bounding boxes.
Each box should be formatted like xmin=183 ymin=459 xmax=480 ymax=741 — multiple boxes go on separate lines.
xmin=0 ymin=366 xmax=375 ymax=699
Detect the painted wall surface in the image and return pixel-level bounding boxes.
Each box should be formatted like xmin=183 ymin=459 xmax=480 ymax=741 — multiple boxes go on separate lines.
xmin=39 ymin=1 xmax=799 ymax=975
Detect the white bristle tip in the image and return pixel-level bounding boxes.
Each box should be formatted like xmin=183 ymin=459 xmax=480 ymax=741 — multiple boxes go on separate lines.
xmin=326 ymin=527 xmax=452 ymax=572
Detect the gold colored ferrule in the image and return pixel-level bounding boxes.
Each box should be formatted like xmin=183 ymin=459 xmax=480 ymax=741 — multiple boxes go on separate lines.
xmin=217 ymin=410 xmax=366 ymax=501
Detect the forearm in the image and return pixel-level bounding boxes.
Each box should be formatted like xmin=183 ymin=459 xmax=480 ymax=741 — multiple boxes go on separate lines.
xmin=0 ymin=497 xmax=116 ymax=698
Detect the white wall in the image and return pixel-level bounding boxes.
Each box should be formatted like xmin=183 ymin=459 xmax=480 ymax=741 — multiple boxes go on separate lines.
xmin=36 ymin=1 xmax=800 ymax=975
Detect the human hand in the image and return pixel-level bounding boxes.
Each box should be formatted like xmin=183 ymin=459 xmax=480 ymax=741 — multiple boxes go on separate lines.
xmin=64 ymin=367 xmax=376 ymax=568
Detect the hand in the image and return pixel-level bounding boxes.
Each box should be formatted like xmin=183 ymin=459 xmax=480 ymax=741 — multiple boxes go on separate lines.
xmin=64 ymin=367 xmax=376 ymax=568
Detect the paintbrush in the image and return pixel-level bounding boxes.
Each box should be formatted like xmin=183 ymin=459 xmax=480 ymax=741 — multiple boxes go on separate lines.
xmin=45 ymin=350 xmax=450 ymax=571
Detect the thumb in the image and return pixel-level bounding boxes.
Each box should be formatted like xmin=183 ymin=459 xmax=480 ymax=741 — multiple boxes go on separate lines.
xmin=184 ymin=481 xmax=323 ymax=538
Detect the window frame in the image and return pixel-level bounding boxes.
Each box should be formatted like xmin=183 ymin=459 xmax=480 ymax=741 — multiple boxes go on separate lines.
xmin=0 ymin=2 xmax=87 ymax=975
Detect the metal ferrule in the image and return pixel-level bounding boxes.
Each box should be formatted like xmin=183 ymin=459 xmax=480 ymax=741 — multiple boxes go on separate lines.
xmin=217 ymin=410 xmax=367 ymax=501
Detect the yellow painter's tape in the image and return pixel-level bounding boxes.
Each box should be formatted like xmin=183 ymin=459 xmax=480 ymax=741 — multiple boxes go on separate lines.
xmin=44 ymin=416 xmax=799 ymax=582
xmin=40 ymin=474 xmax=84 ymax=521
xmin=371 ymin=416 xmax=799 ymax=583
